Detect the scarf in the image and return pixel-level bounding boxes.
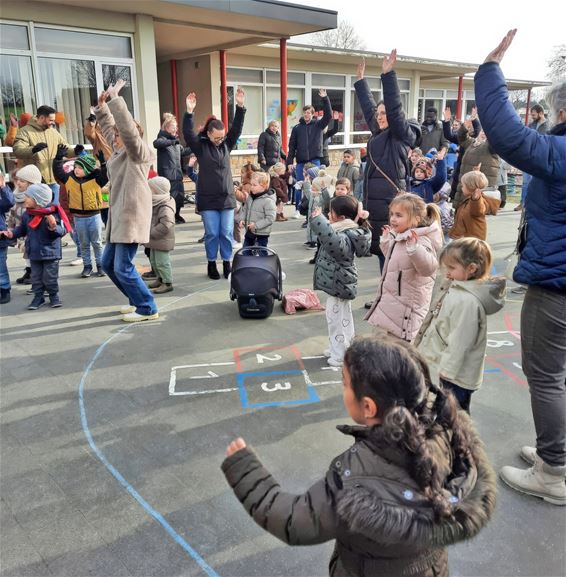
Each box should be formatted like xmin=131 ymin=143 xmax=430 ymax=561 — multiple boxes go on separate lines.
xmin=152 ymin=192 xmax=171 ymax=207
xmin=14 ymin=187 xmax=27 ymax=203
xmin=27 ymin=205 xmax=72 ymax=232
xmin=331 ymin=218 xmax=359 ymax=232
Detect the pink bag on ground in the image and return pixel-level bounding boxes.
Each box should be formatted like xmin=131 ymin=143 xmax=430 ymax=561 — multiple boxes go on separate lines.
xmin=282 ymin=289 xmax=325 ymax=315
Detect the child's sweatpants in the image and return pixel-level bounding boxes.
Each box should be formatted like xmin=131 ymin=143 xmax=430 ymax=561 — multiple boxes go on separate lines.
xmin=30 ymin=259 xmax=59 ymax=298
xmin=149 ymin=249 xmax=173 ymax=284
xmin=326 ymin=295 xmax=354 ymax=362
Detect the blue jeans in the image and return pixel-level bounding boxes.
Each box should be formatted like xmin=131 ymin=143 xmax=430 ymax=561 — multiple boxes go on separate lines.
xmin=201 ymin=209 xmax=234 ymax=261
xmin=295 ymin=159 xmax=321 ymax=210
xmin=441 ymin=378 xmax=473 ymax=414
xmin=74 ymin=215 xmax=103 ymax=267
xmin=521 ymin=173 xmax=532 ymax=204
xmin=0 ymin=246 xmax=9 ymax=289
xmin=71 ymin=229 xmax=82 ymax=258
xmin=102 ymin=242 xmax=157 ymax=315
xmin=48 ymin=183 xmax=60 ymax=206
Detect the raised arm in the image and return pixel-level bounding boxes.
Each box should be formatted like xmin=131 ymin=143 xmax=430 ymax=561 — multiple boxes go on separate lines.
xmin=52 ymin=145 xmax=70 ymax=184
xmin=354 ymin=78 xmax=379 ymax=135
xmin=429 ymin=155 xmax=447 ymax=193
xmin=95 ymin=91 xmax=117 ymax=155
xmin=287 ymin=126 xmax=297 ymax=166
xmin=225 ymin=87 xmax=246 ymax=151
xmin=317 ymin=89 xmax=332 ymax=132
xmin=381 ymin=72 xmax=415 ymax=146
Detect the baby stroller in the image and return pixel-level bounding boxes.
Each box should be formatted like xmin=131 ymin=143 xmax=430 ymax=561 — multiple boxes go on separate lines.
xmin=230 ymin=246 xmax=283 ymax=319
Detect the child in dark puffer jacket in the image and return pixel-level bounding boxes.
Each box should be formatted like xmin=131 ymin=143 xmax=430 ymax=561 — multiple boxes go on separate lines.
xmin=222 ymin=335 xmax=496 ymax=577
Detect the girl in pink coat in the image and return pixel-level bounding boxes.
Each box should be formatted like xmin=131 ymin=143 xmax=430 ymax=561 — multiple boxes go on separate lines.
xmin=365 ymin=193 xmax=443 ymax=341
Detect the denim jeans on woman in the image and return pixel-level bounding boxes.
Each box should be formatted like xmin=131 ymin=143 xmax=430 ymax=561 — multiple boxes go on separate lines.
xmin=0 ymin=246 xmax=10 ymax=289
xmin=201 ymin=209 xmax=234 ymax=261
xmin=74 ymin=214 xmax=103 ymax=268
xmin=102 ymin=242 xmax=157 ymax=316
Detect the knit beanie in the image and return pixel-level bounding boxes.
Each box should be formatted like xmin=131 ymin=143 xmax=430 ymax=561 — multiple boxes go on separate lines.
xmin=74 ymin=155 xmax=97 ymax=175
xmin=25 ymin=183 xmax=52 ymax=208
xmin=15 ymin=164 xmax=42 ymax=184
xmin=148 ymin=176 xmax=171 ymax=196
xmin=414 ymin=158 xmax=433 ymax=178
xmin=306 ymin=166 xmax=320 ymax=180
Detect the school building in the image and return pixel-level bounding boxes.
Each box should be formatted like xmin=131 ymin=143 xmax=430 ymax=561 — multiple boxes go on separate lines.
xmin=0 ymin=0 xmax=549 ymax=170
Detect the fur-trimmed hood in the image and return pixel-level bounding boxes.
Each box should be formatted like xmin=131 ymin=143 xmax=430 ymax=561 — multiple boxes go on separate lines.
xmin=334 ymin=418 xmax=496 ymax=551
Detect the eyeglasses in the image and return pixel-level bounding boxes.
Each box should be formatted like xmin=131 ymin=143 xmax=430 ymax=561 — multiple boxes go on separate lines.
xmin=211 ymin=136 xmax=225 ymax=144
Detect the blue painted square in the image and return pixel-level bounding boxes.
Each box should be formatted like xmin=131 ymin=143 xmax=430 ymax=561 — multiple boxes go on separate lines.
xmin=237 ymin=370 xmax=320 ymax=409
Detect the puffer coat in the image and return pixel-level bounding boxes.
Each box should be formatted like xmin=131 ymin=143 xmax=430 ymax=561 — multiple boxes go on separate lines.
xmin=238 ymin=189 xmax=277 ymax=236
xmin=365 ymin=222 xmax=442 ymax=341
xmin=311 ymin=215 xmax=371 ymax=300
xmin=287 ymin=96 xmax=332 ymax=164
xmin=257 ymin=127 xmax=284 ymax=169
xmin=146 ymin=197 xmax=175 ymax=251
xmin=222 ymin=415 xmax=496 ymax=577
xmin=153 ymin=130 xmax=191 ymax=199
xmin=354 ymin=73 xmax=420 ymax=255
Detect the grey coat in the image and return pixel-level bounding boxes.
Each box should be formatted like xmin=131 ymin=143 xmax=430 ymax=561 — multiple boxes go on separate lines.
xmin=336 ymin=162 xmax=360 ymax=188
xmin=222 ymin=414 xmax=496 ymax=577
xmin=311 ymin=215 xmax=371 ymax=300
xmin=420 ymin=121 xmax=449 ymax=154
xmin=146 ymin=198 xmax=175 ymax=251
xmin=238 ymin=189 xmax=277 ymax=236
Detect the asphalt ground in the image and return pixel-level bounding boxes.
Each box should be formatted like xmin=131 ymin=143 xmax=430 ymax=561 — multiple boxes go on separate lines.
xmin=1 ymin=198 xmax=564 ymax=577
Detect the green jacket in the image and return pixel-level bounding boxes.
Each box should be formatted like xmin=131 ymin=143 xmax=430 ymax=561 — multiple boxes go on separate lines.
xmin=12 ymin=118 xmax=73 ymax=184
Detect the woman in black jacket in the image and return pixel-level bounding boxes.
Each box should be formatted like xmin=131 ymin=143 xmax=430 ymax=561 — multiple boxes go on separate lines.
xmin=354 ymin=50 xmax=420 ymax=271
xmin=182 ymin=88 xmax=246 ymax=280
xmin=153 ymin=113 xmax=191 ymax=224
xmin=257 ymin=120 xmax=285 ymax=171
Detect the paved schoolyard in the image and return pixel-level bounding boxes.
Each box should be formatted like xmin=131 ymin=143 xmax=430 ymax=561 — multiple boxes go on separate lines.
xmin=1 ymin=201 xmax=564 ymax=577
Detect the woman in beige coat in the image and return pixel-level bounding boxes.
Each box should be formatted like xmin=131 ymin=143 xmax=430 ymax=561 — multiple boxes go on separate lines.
xmin=96 ymin=80 xmax=158 ymax=322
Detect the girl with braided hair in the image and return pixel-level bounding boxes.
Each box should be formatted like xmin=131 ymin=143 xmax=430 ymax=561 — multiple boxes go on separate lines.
xmin=222 ymin=335 xmax=496 ymax=576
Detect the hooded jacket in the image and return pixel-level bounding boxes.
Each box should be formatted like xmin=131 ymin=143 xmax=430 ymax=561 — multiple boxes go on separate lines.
xmin=475 ymin=62 xmax=566 ymax=291
xmin=146 ymin=197 xmax=176 ymax=252
xmin=365 ymin=222 xmax=442 ymax=341
xmin=257 ymin=127 xmax=284 ymax=169
xmin=238 ymin=189 xmax=277 ymax=236
xmin=222 ymin=416 xmax=496 ymax=577
xmin=449 ymin=193 xmax=500 ymax=241
xmin=12 ymin=118 xmax=73 ymax=185
xmin=11 ymin=209 xmax=66 ymax=260
xmin=311 ymin=215 xmax=371 ymax=300
xmin=287 ymin=96 xmax=332 ymax=164
xmin=153 ymin=130 xmax=191 ymax=198
xmin=95 ymin=96 xmax=155 ymax=244
xmin=354 ymin=73 xmax=421 ymax=255
xmin=182 ymin=106 xmax=245 ymax=212
xmin=414 ymin=277 xmax=506 ymax=390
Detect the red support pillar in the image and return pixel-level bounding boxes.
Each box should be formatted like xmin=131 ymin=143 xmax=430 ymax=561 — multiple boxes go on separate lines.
xmin=220 ymin=50 xmax=228 ymax=127
xmin=525 ymin=88 xmax=532 ymax=126
xmin=280 ymin=38 xmax=288 ymax=153
xmin=170 ymin=59 xmax=179 ymax=121
xmin=456 ymin=75 xmax=464 ymax=119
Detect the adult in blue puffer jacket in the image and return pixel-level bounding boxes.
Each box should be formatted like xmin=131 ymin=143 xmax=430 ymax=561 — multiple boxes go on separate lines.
xmin=475 ymin=29 xmax=566 ymax=506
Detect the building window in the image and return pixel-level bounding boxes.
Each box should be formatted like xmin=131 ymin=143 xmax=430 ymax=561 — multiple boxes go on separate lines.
xmin=0 ymin=23 xmax=30 ymax=50
xmin=311 ymin=88 xmax=344 ymax=144
xmin=103 ymin=64 xmax=134 ymax=117
xmin=266 ymin=86 xmax=304 ymax=128
xmin=35 ymin=27 xmax=132 ymax=58
xmin=0 ymin=55 xmax=36 ymax=121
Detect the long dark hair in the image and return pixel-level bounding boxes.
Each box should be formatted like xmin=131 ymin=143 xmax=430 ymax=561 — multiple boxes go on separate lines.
xmin=330 ymin=195 xmax=369 ymax=230
xmin=344 ymin=335 xmax=474 ymax=521
xmin=199 ymin=116 xmax=225 ymax=135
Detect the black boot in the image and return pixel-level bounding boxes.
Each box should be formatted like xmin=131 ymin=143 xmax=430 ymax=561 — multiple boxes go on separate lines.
xmin=223 ymin=260 xmax=231 ymax=279
xmin=16 ymin=267 xmax=31 ymax=285
xmin=0 ymin=288 xmax=10 ymax=304
xmin=207 ymin=261 xmax=220 ymax=280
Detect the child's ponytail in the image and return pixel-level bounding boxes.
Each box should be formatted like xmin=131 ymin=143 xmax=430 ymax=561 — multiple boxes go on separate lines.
xmin=425 ymin=203 xmax=442 ymax=229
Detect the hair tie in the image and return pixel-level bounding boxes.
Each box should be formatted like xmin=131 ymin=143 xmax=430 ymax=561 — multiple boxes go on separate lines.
xmin=355 ymin=201 xmax=369 ymax=223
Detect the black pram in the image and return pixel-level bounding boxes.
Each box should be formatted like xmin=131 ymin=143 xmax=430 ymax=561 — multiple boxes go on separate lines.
xmin=230 ymin=246 xmax=283 ymax=318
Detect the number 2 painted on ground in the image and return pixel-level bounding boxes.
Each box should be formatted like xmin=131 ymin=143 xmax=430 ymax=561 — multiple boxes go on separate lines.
xmin=261 ymin=381 xmax=291 ymax=392
xmin=256 ymin=353 xmax=282 ymax=364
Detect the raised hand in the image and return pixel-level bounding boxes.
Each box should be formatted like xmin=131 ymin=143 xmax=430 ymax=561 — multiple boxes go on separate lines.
xmin=381 ymin=224 xmax=391 ymax=236
xmin=9 ymin=113 xmax=18 ymax=128
xmin=226 ymin=437 xmax=247 ymax=457
xmin=311 ymin=207 xmax=322 ymax=219
xmin=484 ymin=29 xmax=517 ymax=64
xmin=235 ymin=86 xmax=245 ymax=107
xmin=55 ymin=143 xmax=68 ymax=160
xmin=186 ymin=92 xmax=197 ymax=114
xmin=356 ymin=58 xmax=366 ymax=81
xmin=382 ymin=49 xmax=397 ymax=74
xmin=31 ymin=142 xmax=48 ymax=155
xmin=318 ymin=88 xmax=327 ymax=98
xmin=436 ymin=147 xmax=447 ymax=161
xmin=471 ymin=106 xmax=478 ymax=120
xmin=107 ymin=79 xmax=126 ymax=100
xmin=188 ymin=155 xmax=197 ymax=168
xmin=406 ymin=229 xmax=418 ymax=250
xmin=443 ymin=107 xmax=452 ymax=122
xmin=98 ymin=90 xmax=109 ymax=107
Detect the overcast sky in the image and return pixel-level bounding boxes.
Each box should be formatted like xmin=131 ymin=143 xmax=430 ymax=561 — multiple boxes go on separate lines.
xmin=287 ymin=0 xmax=562 ymax=82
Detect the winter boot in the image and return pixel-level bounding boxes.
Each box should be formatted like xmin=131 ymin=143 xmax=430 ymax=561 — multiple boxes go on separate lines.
xmin=500 ymin=454 xmax=566 ymax=506
xmin=142 ymin=269 xmax=157 ymax=280
xmin=0 ymin=288 xmax=10 ymax=304
xmin=223 ymin=260 xmax=231 ymax=279
xmin=208 ymin=261 xmax=220 ymax=280
xmin=147 ymin=278 xmax=162 ymax=289
xmin=16 ymin=267 xmax=31 ymax=285
xmin=152 ymin=282 xmax=173 ymax=294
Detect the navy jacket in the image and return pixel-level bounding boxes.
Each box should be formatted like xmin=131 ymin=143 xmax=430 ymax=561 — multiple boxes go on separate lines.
xmin=257 ymin=128 xmax=285 ymax=169
xmin=287 ymin=96 xmax=332 ymax=165
xmin=475 ymin=62 xmax=566 ymax=290
xmin=0 ymin=185 xmax=15 ymax=248
xmin=153 ymin=130 xmax=191 ymax=197
xmin=182 ymin=106 xmax=245 ymax=212
xmin=410 ymin=158 xmax=447 ymax=203
xmin=11 ymin=208 xmax=66 ymax=260
xmin=354 ymin=72 xmax=420 ymax=254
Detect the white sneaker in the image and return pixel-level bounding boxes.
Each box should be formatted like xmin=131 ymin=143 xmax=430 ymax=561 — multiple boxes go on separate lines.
xmin=119 ymin=305 xmax=136 ymax=315
xmin=122 ymin=311 xmax=159 ymax=323
xmin=69 ymin=258 xmax=83 ymax=266
xmin=327 ymin=358 xmax=343 ymax=367
xmin=293 ymin=211 xmax=302 ymax=219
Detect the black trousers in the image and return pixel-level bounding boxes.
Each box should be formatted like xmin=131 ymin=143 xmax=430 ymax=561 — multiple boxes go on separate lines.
xmin=30 ymin=259 xmax=59 ymax=298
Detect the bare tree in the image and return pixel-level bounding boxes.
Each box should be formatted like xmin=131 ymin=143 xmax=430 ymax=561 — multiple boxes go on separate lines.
xmin=300 ymin=19 xmax=366 ymax=51
xmin=546 ymin=44 xmax=566 ymax=82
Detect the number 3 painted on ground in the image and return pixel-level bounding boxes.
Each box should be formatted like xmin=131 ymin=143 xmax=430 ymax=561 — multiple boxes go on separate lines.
xmin=261 ymin=381 xmax=291 ymax=392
